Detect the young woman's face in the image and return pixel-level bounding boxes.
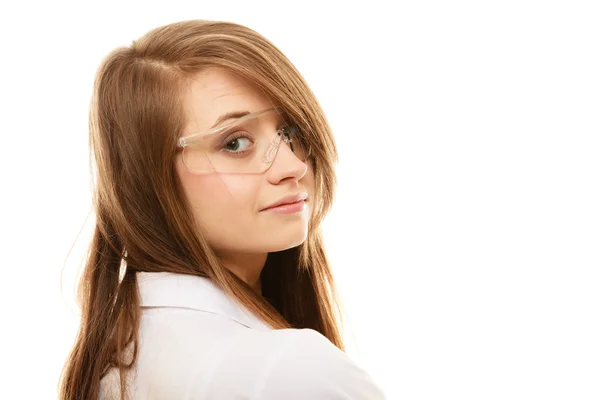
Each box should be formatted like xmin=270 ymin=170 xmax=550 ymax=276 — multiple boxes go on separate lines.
xmin=175 ymin=67 xmax=313 ymax=255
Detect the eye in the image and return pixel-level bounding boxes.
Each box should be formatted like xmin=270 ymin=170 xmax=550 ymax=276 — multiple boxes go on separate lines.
xmin=224 ymin=136 xmax=251 ymax=152
xmin=219 ymin=130 xmax=254 ymax=153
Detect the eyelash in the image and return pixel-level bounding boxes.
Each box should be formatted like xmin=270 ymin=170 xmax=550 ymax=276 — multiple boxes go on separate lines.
xmin=218 ymin=131 xmax=253 ymax=155
xmin=218 ymin=124 xmax=292 ymax=154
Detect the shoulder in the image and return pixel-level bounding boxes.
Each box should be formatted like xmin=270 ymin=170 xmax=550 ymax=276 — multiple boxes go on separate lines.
xmin=196 ymin=328 xmax=387 ymax=399
xmin=101 ymin=308 xmax=270 ymax=399
xmin=103 ymin=314 xmax=386 ymax=399
xmin=133 ymin=309 xmax=300 ymax=397
xmin=255 ymin=328 xmax=387 ymax=399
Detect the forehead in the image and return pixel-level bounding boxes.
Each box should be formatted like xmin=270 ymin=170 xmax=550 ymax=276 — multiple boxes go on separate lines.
xmin=183 ymin=67 xmax=274 ymax=135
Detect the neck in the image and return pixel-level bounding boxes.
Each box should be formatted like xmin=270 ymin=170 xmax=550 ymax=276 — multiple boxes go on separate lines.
xmin=217 ymin=251 xmax=267 ymax=296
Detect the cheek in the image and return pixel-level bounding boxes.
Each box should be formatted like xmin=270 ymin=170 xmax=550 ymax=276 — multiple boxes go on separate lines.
xmin=176 ymin=163 xmax=262 ymax=250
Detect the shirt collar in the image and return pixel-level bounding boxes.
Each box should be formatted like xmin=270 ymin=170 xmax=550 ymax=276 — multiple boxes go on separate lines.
xmin=136 ymin=271 xmax=272 ymax=331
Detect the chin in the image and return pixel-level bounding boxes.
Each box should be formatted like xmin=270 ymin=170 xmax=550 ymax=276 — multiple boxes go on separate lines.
xmin=261 ymin=226 xmax=309 ymax=253
xmin=274 ymin=236 xmax=308 ymax=252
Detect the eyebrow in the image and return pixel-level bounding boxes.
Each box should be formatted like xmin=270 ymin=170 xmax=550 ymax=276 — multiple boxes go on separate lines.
xmin=211 ymin=110 xmax=251 ymax=129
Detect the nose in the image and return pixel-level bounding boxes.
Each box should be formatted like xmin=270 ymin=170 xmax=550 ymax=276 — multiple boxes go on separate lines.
xmin=266 ymin=139 xmax=308 ymax=184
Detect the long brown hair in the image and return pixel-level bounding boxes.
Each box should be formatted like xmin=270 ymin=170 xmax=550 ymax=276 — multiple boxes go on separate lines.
xmin=59 ymin=19 xmax=342 ymax=400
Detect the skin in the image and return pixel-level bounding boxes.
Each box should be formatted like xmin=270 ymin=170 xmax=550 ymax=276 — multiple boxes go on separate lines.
xmin=175 ymin=67 xmax=314 ymax=295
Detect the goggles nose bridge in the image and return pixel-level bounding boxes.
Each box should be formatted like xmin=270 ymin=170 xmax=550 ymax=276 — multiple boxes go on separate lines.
xmin=263 ymin=131 xmax=283 ymax=164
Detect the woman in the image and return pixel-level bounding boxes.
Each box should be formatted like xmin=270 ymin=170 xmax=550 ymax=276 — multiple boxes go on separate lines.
xmin=59 ymin=19 xmax=386 ymax=399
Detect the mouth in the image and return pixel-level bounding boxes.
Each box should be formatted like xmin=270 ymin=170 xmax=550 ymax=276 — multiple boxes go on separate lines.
xmin=260 ymin=192 xmax=308 ymax=213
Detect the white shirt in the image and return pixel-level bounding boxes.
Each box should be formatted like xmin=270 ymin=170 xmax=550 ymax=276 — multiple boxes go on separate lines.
xmin=99 ymin=272 xmax=386 ymax=399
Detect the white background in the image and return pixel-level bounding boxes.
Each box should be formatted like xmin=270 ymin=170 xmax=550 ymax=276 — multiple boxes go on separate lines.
xmin=1 ymin=1 xmax=599 ymax=399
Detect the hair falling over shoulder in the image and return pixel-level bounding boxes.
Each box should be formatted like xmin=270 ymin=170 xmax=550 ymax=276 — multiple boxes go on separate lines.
xmin=59 ymin=19 xmax=343 ymax=400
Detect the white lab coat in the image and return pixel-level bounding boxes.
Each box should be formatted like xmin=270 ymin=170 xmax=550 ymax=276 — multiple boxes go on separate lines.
xmin=99 ymin=272 xmax=386 ymax=399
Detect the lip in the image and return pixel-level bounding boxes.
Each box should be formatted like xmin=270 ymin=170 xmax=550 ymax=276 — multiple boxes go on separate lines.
xmin=261 ymin=192 xmax=308 ymax=212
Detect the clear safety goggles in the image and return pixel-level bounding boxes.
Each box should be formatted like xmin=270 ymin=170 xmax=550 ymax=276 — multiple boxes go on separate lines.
xmin=177 ymin=107 xmax=308 ymax=174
